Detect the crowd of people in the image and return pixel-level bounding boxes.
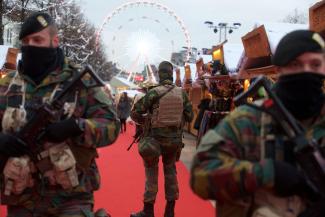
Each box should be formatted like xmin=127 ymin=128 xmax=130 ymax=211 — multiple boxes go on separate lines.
xmin=0 ymin=10 xmax=325 ymax=217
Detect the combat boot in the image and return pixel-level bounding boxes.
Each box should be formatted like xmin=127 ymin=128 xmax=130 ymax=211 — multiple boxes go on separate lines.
xmin=164 ymin=200 xmax=175 ymax=217
xmin=130 ymin=202 xmax=154 ymax=217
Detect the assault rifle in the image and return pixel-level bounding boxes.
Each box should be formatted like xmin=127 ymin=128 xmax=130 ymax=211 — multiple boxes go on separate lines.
xmin=234 ymin=75 xmax=325 ymax=197
xmin=16 ymin=65 xmax=105 ymax=173
xmin=127 ymin=124 xmax=143 ymax=151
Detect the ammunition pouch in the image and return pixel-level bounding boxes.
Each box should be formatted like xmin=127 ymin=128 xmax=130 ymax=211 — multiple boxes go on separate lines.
xmin=41 ymin=142 xmax=97 ymax=189
xmin=3 ymin=156 xmax=35 ymax=196
xmin=1 ymin=142 xmax=97 ymax=201
xmin=48 ymin=144 xmax=79 ymax=189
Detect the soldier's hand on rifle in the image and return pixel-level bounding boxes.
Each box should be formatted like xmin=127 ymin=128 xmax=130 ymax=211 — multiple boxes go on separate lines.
xmin=273 ymin=161 xmax=321 ymax=201
xmin=45 ymin=118 xmax=84 ymax=143
xmin=0 ymin=133 xmax=29 ymax=157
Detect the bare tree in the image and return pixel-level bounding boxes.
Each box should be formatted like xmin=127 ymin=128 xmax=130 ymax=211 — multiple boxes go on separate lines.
xmin=51 ymin=0 xmax=118 ymax=80
xmin=0 ymin=0 xmax=40 ymax=45
xmin=0 ymin=0 xmax=3 ymax=44
xmin=282 ymin=8 xmax=308 ymax=24
xmin=0 ymin=0 xmax=119 ymax=80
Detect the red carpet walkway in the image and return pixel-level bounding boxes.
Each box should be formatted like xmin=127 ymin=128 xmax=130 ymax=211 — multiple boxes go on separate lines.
xmin=1 ymin=124 xmax=214 ymax=217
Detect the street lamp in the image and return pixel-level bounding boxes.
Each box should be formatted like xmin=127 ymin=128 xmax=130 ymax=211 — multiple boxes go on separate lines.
xmin=204 ymin=21 xmax=241 ymax=42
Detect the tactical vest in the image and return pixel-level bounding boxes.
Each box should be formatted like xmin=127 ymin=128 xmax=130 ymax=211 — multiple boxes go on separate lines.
xmin=1 ymin=71 xmax=83 ymax=200
xmin=151 ymin=85 xmax=183 ymax=128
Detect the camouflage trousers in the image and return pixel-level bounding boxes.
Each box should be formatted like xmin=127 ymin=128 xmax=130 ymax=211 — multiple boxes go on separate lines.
xmin=6 ymin=193 xmax=94 ymax=217
xmin=138 ymin=136 xmax=183 ymax=203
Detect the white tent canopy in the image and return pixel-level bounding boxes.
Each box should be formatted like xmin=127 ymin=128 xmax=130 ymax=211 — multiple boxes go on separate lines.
xmin=109 ymin=76 xmax=138 ymax=94
xmin=223 ymin=43 xmax=244 ymax=73
xmin=200 ymin=54 xmax=212 ymax=64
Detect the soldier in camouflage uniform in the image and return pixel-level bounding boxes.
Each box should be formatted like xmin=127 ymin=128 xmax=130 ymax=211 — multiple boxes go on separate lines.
xmin=190 ymin=30 xmax=325 ymax=217
xmin=0 ymin=12 xmax=119 ymax=217
xmin=130 ymin=61 xmax=193 ymax=217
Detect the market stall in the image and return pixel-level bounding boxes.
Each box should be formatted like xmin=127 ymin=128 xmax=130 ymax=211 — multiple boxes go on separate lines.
xmin=0 ymin=46 xmax=19 ymax=77
xmin=309 ymin=0 xmax=325 ymax=37
xmin=238 ymin=22 xmax=307 ymax=79
xmin=185 ymin=41 xmax=244 ymax=138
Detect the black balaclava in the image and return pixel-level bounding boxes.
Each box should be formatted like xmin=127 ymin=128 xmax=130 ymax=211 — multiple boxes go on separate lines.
xmin=19 ymin=46 xmax=64 ymax=84
xmin=274 ymin=72 xmax=325 ymax=120
xmin=272 ymin=30 xmax=325 ymax=120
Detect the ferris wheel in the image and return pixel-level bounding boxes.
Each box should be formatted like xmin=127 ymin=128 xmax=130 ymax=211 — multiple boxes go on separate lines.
xmin=95 ymin=0 xmax=192 ymax=81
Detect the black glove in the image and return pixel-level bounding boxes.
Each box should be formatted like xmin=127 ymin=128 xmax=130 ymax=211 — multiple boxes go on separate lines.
xmin=0 ymin=133 xmax=28 ymax=157
xmin=274 ymin=161 xmax=321 ymax=201
xmin=45 ymin=118 xmax=83 ymax=143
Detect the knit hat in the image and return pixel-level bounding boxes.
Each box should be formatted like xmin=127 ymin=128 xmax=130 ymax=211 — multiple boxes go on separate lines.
xmin=273 ymin=30 xmax=325 ymax=66
xmin=19 ymin=12 xmax=55 ymax=40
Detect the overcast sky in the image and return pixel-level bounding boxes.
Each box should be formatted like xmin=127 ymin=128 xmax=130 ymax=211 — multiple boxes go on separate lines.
xmin=78 ymin=0 xmax=319 ymax=70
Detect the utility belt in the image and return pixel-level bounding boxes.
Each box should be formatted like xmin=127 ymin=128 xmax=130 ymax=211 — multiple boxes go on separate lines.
xmin=1 ymin=143 xmax=81 ymax=202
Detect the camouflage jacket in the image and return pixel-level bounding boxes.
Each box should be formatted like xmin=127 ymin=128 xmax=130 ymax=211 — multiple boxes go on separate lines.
xmin=0 ymin=58 xmax=120 ymax=207
xmin=190 ymin=102 xmax=325 ymax=217
xmin=131 ymin=80 xmax=193 ymax=138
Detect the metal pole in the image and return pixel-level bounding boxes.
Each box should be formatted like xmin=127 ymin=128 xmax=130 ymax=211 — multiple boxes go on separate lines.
xmin=224 ymin=26 xmax=227 ymax=41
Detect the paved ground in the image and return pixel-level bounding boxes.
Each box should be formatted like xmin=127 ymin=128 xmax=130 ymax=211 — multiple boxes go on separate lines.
xmin=181 ymin=131 xmax=217 ymax=210
xmin=180 ymin=131 xmax=198 ymax=170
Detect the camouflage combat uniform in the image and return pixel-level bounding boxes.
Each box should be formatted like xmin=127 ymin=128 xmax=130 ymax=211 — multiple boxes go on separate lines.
xmin=132 ymin=79 xmax=193 ymax=204
xmin=0 ymin=58 xmax=120 ymax=217
xmin=190 ymin=102 xmax=325 ymax=217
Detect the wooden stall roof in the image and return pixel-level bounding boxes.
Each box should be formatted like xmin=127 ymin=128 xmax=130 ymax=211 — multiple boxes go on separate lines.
xmin=202 ymin=74 xmax=237 ymax=80
xmin=5 ymin=48 xmax=19 ymax=70
xmin=237 ymin=25 xmax=273 ymax=79
xmin=241 ymin=25 xmax=271 ymax=58
xmin=309 ymin=0 xmax=325 ymax=37
xmin=207 ymin=40 xmax=228 ymax=55
xmin=238 ymin=65 xmax=278 ymax=79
